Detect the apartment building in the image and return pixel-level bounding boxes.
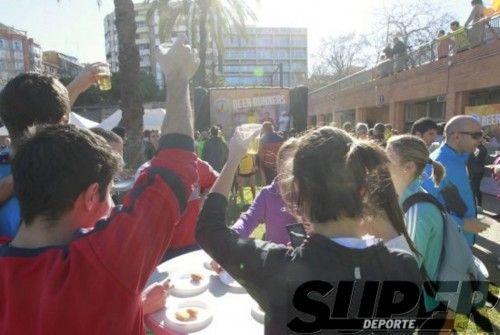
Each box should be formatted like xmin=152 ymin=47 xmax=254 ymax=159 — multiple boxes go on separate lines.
xmin=104 ymin=2 xmax=166 ymax=88
xmin=0 ymin=23 xmax=42 ymax=89
xmin=222 ymin=27 xmax=308 ymax=88
xmin=104 ymin=4 xmax=307 ymax=89
xmin=43 ymin=51 xmax=83 ymax=78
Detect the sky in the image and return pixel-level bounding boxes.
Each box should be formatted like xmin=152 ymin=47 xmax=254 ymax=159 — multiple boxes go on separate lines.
xmin=0 ymin=0 xmax=482 ymax=72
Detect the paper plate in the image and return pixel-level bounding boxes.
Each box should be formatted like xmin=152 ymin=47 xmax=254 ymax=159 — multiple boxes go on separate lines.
xmin=165 ymin=300 xmax=213 ymax=333
xmin=251 ymin=302 xmax=265 ymax=324
xmin=170 ymin=272 xmax=209 ymax=297
xmin=218 ymin=270 xmax=246 ymax=293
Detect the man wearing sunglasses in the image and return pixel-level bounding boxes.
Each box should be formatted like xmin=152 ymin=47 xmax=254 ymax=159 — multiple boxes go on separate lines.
xmin=422 ymin=115 xmax=489 ymax=247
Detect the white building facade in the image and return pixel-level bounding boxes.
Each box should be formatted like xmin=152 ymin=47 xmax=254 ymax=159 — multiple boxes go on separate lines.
xmin=104 ymin=4 xmax=307 ymax=89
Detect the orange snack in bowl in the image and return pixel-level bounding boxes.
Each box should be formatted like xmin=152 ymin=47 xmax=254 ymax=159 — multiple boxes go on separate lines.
xmin=175 ymin=308 xmax=198 ymax=321
xmin=175 ymin=309 xmax=191 ymax=321
xmin=187 ymin=308 xmax=198 ymax=319
xmin=190 ymin=273 xmax=202 ymax=283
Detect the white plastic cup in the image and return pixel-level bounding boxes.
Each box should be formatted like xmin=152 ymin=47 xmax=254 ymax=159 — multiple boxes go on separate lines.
xmin=239 ymin=123 xmax=262 ymax=155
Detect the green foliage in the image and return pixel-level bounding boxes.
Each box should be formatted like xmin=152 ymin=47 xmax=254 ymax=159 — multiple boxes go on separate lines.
xmin=144 ymin=0 xmax=258 ymax=88
xmin=139 ymin=71 xmax=161 ymax=101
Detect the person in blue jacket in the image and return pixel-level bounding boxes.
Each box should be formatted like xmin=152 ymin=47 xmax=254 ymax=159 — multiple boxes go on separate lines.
xmin=421 ymin=115 xmax=489 ymax=246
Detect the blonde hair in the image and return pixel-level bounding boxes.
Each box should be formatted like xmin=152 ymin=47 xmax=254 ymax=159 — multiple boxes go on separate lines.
xmin=387 ymin=135 xmax=445 ymax=186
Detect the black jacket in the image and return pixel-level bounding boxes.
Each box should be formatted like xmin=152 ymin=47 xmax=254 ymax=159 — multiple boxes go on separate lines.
xmin=201 ymin=137 xmax=228 ymax=172
xmin=196 ymin=194 xmax=422 ymax=334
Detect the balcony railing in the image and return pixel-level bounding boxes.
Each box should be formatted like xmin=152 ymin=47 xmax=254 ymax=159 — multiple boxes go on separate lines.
xmin=311 ymin=14 xmax=500 ymax=97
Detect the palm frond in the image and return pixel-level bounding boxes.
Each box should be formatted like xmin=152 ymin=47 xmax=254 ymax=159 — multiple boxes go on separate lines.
xmin=145 ymin=0 xmax=159 ymax=25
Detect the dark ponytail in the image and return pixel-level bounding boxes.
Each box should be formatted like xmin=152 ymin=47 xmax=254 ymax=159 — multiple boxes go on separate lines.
xmin=346 ymin=141 xmax=419 ymax=255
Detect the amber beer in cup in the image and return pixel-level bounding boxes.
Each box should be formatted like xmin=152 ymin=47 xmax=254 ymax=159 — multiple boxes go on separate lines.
xmin=96 ymin=66 xmax=112 ymax=91
xmin=240 ymin=124 xmax=262 ymax=155
xmin=97 ymin=74 xmax=111 ymax=91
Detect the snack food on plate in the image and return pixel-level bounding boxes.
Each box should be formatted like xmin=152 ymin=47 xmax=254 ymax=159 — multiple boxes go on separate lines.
xmin=175 ymin=308 xmax=199 ymax=321
xmin=190 ymin=273 xmax=203 ymax=283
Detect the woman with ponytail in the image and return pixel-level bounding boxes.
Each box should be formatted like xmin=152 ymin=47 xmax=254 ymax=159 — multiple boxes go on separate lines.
xmin=386 ymin=135 xmax=446 ymax=315
xmin=197 ymin=127 xmax=421 ymax=334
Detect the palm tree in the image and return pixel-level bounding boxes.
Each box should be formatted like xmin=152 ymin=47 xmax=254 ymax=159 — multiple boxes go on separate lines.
xmin=145 ymin=0 xmax=258 ymax=87
xmin=113 ymin=0 xmax=144 ymax=169
xmin=58 ymin=0 xmax=144 ymax=168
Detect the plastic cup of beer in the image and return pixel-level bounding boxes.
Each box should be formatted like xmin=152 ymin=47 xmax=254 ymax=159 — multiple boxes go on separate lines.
xmin=240 ymin=123 xmax=262 ymax=155
xmin=96 ymin=66 xmax=112 ymax=91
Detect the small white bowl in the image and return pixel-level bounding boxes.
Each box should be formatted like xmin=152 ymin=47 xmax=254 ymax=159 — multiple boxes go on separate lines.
xmin=165 ymin=300 xmax=213 ymax=333
xmin=251 ymin=302 xmax=265 ymax=324
xmin=218 ymin=270 xmax=246 ymax=293
xmin=170 ymin=272 xmax=209 ymax=297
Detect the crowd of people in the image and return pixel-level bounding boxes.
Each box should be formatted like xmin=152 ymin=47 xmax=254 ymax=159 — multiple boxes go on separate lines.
xmin=0 ymin=31 xmax=498 ymax=335
xmin=378 ymin=0 xmax=500 ymax=78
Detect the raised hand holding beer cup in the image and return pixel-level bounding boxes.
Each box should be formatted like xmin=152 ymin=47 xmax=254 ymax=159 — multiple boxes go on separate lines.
xmin=95 ymin=65 xmax=112 ymax=91
xmin=66 ymin=62 xmax=111 ymax=106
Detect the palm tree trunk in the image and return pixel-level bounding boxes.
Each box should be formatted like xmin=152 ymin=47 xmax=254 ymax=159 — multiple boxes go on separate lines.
xmin=195 ymin=0 xmax=209 ymax=87
xmin=114 ymin=0 xmax=144 ymax=168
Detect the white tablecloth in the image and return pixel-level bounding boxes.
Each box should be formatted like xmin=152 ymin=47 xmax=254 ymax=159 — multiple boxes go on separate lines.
xmin=145 ymin=250 xmax=264 ymax=334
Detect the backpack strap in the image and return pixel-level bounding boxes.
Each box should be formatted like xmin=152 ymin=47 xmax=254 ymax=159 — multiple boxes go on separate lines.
xmin=402 ymin=192 xmax=446 ymax=214
xmin=402 ymin=192 xmax=447 ymax=298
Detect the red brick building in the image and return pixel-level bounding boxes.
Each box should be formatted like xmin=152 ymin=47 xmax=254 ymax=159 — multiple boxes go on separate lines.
xmin=0 ymin=23 xmax=42 ymax=89
xmin=308 ymin=17 xmax=500 ymax=133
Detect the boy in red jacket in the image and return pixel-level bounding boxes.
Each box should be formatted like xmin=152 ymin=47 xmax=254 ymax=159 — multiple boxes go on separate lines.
xmin=0 ymin=36 xmax=200 ymax=335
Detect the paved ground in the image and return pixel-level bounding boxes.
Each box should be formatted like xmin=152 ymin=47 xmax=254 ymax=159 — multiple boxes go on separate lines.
xmin=474 ymin=194 xmax=500 ymax=285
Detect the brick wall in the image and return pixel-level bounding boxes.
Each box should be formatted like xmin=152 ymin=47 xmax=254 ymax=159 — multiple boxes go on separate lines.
xmin=309 ymin=39 xmax=500 ymax=131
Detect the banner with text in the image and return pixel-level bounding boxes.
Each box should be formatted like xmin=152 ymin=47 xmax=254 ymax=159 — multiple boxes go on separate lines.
xmin=209 ymin=88 xmax=291 ymax=137
xmin=465 ymin=104 xmax=500 ymax=126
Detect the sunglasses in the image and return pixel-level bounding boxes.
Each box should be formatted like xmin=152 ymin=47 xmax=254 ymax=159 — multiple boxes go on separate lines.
xmin=458 ymin=131 xmax=483 ymax=140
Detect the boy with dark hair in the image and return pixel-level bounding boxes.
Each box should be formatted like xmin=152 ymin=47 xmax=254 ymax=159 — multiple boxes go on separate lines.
xmin=12 ymin=125 xmax=121 ymax=225
xmin=0 ymin=73 xmax=69 ymax=146
xmin=91 ymin=127 xmax=124 ymax=157
xmin=0 ymin=36 xmax=200 ymax=334
xmin=0 ymin=64 xmax=108 ymax=237
xmin=112 ymin=125 xmax=127 ymax=140
xmin=411 ymin=117 xmax=439 ymax=147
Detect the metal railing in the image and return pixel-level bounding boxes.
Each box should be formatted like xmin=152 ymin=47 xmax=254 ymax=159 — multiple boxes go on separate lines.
xmin=311 ymin=15 xmax=500 ymax=97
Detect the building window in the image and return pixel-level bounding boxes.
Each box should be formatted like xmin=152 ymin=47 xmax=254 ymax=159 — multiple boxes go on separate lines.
xmin=291 ymin=50 xmax=306 ymax=59
xmin=256 ymin=38 xmax=273 ymax=47
xmin=0 ymin=39 xmax=4 ymax=49
xmin=274 ymin=37 xmax=289 ymax=46
xmin=15 ymin=61 xmax=24 ymax=71
xmin=309 ymin=115 xmax=317 ymax=126
xmin=291 ymin=61 xmax=306 ymax=72
xmin=404 ymin=99 xmax=445 ymax=131
xmin=276 ymin=50 xmax=289 ymax=59
xmin=13 ymin=40 xmax=22 ymax=51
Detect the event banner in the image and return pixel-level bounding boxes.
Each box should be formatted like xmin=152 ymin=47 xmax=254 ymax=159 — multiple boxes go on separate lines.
xmin=209 ymin=88 xmax=291 ymax=137
xmin=465 ymin=104 xmax=500 ymax=126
